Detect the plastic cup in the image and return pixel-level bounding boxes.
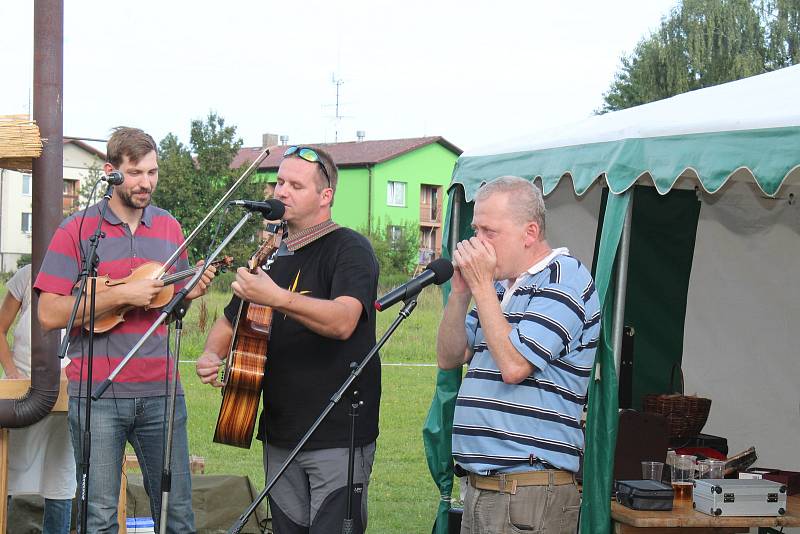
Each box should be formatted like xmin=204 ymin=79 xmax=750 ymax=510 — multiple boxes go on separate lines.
xmin=696 ymin=460 xmax=710 ymax=479
xmin=641 ymin=461 xmax=665 ymax=481
xmin=697 ymin=458 xmax=725 ymax=479
xmin=706 ymin=459 xmax=725 ymax=479
xmin=671 ymin=456 xmax=695 ymax=508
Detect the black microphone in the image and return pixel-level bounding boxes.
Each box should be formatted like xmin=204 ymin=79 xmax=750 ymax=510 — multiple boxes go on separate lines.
xmin=375 ymin=258 xmax=454 ymax=311
xmin=229 ymin=199 xmax=286 ymax=219
xmin=101 ymin=171 xmax=124 ymax=185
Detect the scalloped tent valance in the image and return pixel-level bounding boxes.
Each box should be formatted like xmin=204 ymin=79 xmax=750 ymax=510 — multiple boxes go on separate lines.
xmin=451 ymin=64 xmax=800 ymax=200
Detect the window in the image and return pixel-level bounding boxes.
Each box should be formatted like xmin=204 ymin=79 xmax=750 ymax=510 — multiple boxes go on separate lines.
xmin=421 ymin=227 xmax=435 ymax=249
xmin=22 ymin=174 xmax=31 ymax=195
xmin=21 ymin=212 xmax=32 ymax=233
xmin=387 ymin=181 xmax=406 ymax=207
xmin=387 ymin=225 xmax=403 ymax=244
xmin=63 ymin=179 xmax=78 ymax=195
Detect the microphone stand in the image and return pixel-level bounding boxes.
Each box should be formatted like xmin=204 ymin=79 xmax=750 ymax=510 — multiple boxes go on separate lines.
xmin=226 ymin=297 xmax=421 ymax=534
xmin=342 ymin=376 xmax=361 ymax=534
xmin=91 ymin=211 xmax=254 ymax=400
xmin=159 ymin=301 xmax=186 ymax=534
xmin=88 ymin=211 xmax=254 ymax=530
xmin=55 ymin=182 xmax=114 ymax=534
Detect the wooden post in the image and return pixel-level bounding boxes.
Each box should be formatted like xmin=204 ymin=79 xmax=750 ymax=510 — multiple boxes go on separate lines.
xmin=0 ymin=427 xmax=8 ymax=534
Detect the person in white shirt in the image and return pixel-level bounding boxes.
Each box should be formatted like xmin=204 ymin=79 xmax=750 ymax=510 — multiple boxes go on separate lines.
xmin=1 ymin=264 xmax=75 ymax=534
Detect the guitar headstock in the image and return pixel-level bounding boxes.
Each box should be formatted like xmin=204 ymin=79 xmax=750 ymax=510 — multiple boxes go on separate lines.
xmin=247 ymin=224 xmax=285 ymax=271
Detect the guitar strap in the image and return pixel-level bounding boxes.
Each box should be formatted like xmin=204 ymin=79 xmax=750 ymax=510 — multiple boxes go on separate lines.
xmin=284 ymin=219 xmax=340 ymax=252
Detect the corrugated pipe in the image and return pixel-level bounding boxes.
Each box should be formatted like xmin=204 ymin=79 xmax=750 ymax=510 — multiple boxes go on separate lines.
xmin=0 ymin=367 xmax=60 ymax=427
xmin=0 ymin=0 xmax=64 ymax=427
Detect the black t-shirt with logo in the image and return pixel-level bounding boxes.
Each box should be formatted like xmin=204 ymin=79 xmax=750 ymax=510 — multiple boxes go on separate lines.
xmin=224 ymin=227 xmax=380 ymax=449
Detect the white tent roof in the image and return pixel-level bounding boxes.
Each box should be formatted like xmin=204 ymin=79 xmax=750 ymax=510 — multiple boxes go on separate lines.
xmin=468 ymin=64 xmax=800 ymax=156
xmin=453 ymin=65 xmax=800 ymax=198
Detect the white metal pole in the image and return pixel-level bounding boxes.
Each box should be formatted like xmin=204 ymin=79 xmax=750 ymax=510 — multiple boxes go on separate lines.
xmin=612 ymin=190 xmax=634 ymax=377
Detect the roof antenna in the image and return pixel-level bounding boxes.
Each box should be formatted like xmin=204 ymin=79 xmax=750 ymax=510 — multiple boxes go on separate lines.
xmin=332 ymin=73 xmax=344 ymax=142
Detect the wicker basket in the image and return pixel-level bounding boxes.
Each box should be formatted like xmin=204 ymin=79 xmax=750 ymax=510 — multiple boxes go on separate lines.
xmin=642 ymin=393 xmax=712 ymax=438
xmin=642 ymin=364 xmax=711 ymax=439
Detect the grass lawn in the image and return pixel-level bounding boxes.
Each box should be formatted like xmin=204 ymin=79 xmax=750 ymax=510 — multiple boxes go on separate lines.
xmin=176 ymin=285 xmax=451 ymax=533
xmin=2 ymin=277 xmax=455 ymax=532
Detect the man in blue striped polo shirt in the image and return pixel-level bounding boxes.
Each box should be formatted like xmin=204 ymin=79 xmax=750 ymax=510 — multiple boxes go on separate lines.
xmin=437 ymin=175 xmax=600 ymax=533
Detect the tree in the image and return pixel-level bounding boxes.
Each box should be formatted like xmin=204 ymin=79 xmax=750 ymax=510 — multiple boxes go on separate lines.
xmin=153 ymin=112 xmax=265 ymax=265
xmin=362 ymin=219 xmax=420 ymax=285
xmin=762 ymin=0 xmax=800 ymax=68
xmin=601 ymin=0 xmax=800 ymax=112
xmin=75 ymin=162 xmax=103 ymax=214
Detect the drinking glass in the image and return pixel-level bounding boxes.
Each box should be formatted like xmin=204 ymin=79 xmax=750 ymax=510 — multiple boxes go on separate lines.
xmin=671 ymin=455 xmax=695 ymax=508
xmin=641 ymin=461 xmax=664 ymax=481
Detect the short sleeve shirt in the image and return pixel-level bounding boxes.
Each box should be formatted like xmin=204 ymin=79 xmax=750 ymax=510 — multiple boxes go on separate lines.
xmin=224 ymin=227 xmax=380 ymax=449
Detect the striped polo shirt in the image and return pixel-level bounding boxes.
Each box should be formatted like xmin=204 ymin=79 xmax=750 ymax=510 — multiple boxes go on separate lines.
xmin=34 ymin=202 xmax=190 ymax=399
xmin=452 ymin=252 xmax=600 ymax=475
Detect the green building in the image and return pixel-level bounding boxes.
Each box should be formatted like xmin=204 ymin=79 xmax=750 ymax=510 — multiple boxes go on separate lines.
xmin=231 ymin=136 xmax=462 ymax=263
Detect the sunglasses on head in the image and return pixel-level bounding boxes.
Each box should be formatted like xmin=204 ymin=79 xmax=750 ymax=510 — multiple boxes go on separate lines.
xmin=283 ymin=146 xmax=331 ymax=187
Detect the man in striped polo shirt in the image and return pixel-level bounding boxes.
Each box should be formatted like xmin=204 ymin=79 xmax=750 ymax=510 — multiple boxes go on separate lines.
xmin=437 ymin=176 xmax=600 ymax=533
xmin=35 ymin=127 xmax=214 ymax=533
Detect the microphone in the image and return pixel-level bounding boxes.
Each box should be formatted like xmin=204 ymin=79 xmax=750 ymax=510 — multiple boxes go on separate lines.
xmin=101 ymin=171 xmax=125 ymax=185
xmin=375 ymin=258 xmax=454 ymax=311
xmin=229 ymin=199 xmax=286 ymax=219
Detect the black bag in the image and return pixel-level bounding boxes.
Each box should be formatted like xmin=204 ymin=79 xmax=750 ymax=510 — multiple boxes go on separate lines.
xmin=616 ymin=480 xmax=674 ymax=511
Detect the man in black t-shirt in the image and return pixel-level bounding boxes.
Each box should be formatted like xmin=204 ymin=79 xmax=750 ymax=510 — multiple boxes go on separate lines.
xmin=196 ymin=146 xmax=380 ymax=534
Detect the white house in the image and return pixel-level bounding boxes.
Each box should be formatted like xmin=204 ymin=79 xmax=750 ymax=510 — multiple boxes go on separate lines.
xmin=0 ymin=139 xmax=105 ymax=272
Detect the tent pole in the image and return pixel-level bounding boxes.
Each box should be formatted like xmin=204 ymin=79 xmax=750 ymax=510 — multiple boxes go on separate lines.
xmin=612 ymin=189 xmax=634 ymax=377
xmin=450 ymin=186 xmax=462 ymax=250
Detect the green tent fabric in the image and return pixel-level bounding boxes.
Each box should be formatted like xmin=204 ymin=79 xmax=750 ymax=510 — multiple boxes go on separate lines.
xmin=423 ymin=193 xmax=471 ymax=534
xmin=423 ymin=366 xmax=462 ymax=534
xmin=622 ymin=186 xmax=701 ymax=408
xmin=579 ymin=190 xmax=628 ymax=533
xmin=452 ymin=127 xmax=800 ymax=199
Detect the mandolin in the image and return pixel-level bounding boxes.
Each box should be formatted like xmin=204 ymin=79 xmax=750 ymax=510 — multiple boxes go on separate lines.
xmin=82 ymin=256 xmax=233 ymax=333
xmin=213 ymin=223 xmax=284 ymax=448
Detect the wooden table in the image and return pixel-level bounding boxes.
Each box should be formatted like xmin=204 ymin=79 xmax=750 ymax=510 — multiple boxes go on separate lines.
xmin=0 ymin=378 xmax=126 ymax=534
xmin=612 ymin=494 xmax=800 ymax=533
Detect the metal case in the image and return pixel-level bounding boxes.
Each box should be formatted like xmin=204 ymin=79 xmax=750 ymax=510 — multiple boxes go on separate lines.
xmin=693 ymin=479 xmax=787 ymax=517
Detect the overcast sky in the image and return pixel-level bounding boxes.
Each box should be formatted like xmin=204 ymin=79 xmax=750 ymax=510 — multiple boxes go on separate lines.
xmin=1 ymin=1 xmax=677 ymax=152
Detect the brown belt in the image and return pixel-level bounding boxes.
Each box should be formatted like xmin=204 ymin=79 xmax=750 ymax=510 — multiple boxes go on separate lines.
xmin=468 ymin=470 xmax=575 ymax=495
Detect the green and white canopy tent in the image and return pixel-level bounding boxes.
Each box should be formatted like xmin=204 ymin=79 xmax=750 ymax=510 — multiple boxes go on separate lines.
xmin=423 ymin=64 xmax=800 ymax=534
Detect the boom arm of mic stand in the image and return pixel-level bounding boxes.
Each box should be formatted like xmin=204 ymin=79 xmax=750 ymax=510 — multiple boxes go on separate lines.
xmin=58 ymin=182 xmax=116 ymax=359
xmin=91 ymin=211 xmax=255 ymax=400
xmin=157 ymin=146 xmax=272 ymax=278
xmin=226 ymin=297 xmax=419 ymax=534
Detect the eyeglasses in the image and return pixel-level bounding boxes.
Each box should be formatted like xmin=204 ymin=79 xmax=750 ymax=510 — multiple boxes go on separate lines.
xmin=283 ymin=146 xmax=331 ymax=188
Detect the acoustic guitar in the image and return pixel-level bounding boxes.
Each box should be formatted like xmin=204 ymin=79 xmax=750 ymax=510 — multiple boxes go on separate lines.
xmin=83 ymin=256 xmax=233 ymax=333
xmin=213 ymin=223 xmax=284 ymax=448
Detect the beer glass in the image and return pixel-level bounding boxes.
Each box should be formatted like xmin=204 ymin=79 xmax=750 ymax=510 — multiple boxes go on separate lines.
xmin=671 ymin=455 xmax=695 ymax=508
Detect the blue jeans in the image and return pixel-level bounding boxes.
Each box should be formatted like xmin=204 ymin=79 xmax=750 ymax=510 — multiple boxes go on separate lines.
xmin=43 ymin=498 xmax=72 ymax=534
xmin=6 ymin=496 xmax=71 ymax=534
xmin=68 ymin=396 xmax=196 ymax=534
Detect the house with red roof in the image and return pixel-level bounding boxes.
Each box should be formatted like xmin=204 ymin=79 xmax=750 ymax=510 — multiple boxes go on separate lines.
xmin=232 ymin=136 xmax=461 ymax=263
